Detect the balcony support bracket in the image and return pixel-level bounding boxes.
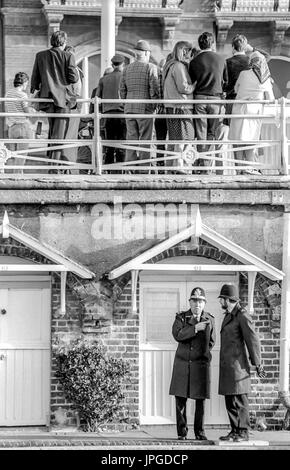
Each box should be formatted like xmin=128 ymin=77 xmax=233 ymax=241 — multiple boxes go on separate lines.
xmin=215 ymin=18 xmax=233 ymax=52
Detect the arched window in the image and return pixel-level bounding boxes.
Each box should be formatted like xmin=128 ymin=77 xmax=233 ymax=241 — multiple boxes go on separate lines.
xmin=77 ymin=51 xmax=133 ymax=113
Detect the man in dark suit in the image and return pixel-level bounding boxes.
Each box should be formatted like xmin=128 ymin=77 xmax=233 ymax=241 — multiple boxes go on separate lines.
xmin=223 ymin=34 xmax=250 ymax=125
xmin=96 ymin=54 xmax=126 ymax=167
xmin=30 ymin=30 xmax=79 ymax=164
xmin=169 ymin=287 xmax=215 ymax=441
xmin=218 ymin=284 xmax=267 ymax=442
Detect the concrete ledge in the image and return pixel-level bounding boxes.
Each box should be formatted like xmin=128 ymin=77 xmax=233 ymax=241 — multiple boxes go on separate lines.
xmin=0 ymin=175 xmax=289 ymax=205
xmin=0 ymin=174 xmax=290 ymax=190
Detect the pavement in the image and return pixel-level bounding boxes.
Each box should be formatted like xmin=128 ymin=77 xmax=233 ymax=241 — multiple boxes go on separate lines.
xmin=0 ymin=425 xmax=289 ymax=450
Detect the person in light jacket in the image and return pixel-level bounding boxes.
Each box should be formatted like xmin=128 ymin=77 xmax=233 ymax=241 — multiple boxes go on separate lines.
xmin=228 ymin=51 xmax=274 ymax=175
xmin=169 ymin=287 xmax=215 ymax=441
xmin=163 ymin=41 xmax=195 ymax=172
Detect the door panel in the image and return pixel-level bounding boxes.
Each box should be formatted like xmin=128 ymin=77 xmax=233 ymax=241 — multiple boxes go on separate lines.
xmin=0 ymin=282 xmax=51 ymax=426
xmin=140 ymin=275 xmax=237 ymax=425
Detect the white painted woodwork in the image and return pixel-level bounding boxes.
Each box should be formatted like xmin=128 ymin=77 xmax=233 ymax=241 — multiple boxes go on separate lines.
xmin=101 ymin=0 xmax=115 ymax=75
xmin=0 ymin=281 xmax=51 ymax=426
xmin=280 ymin=212 xmax=290 ymax=393
xmin=139 ymin=266 xmax=238 ymax=426
xmin=108 ymin=207 xmax=283 ymax=282
xmin=0 ymin=215 xmax=94 ymax=279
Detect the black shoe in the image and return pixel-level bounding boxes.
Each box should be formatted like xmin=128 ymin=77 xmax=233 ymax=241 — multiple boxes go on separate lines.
xmin=195 ymin=433 xmax=208 ymax=441
xmin=234 ymin=431 xmax=249 ymax=442
xmin=177 ymin=436 xmax=187 ymax=440
xmin=219 ymin=430 xmax=237 ymax=441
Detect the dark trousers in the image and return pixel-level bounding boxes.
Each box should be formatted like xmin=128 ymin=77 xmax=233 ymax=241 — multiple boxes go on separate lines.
xmin=154 ymin=114 xmax=167 ymax=165
xmin=193 ymin=94 xmax=221 ymax=169
xmin=225 ymin=394 xmax=250 ymax=432
xmin=175 ymin=396 xmax=205 ymax=437
xmin=46 ymin=104 xmax=70 ymax=161
xmin=104 ymin=112 xmax=126 ymax=165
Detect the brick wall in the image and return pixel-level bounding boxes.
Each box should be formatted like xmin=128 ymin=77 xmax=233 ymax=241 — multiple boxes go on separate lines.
xmin=50 ymin=273 xmax=84 ymax=427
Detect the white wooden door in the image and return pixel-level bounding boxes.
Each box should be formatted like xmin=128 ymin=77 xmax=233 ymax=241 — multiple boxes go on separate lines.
xmin=139 ymin=272 xmax=237 ymax=425
xmin=0 ymin=280 xmax=51 ymax=426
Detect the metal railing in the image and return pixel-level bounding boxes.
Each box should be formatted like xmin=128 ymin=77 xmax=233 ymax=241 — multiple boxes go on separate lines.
xmin=0 ymin=96 xmax=288 ymax=176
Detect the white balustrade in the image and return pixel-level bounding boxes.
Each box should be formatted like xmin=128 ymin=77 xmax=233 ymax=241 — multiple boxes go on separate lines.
xmin=43 ymin=0 xmax=181 ymax=7
xmin=278 ymin=0 xmax=290 ymax=12
xmin=234 ymin=0 xmax=275 ymax=12
xmin=220 ymin=0 xmax=233 ymax=12
xmin=44 ymin=0 xmax=288 ymax=11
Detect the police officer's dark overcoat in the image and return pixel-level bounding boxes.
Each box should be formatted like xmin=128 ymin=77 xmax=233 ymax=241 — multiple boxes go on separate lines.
xmin=218 ymin=303 xmax=261 ymax=395
xmin=169 ymin=309 xmax=216 ymax=399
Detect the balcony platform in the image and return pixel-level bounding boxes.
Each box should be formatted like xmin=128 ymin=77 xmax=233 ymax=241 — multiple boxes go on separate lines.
xmin=0 ymin=174 xmax=289 ymax=205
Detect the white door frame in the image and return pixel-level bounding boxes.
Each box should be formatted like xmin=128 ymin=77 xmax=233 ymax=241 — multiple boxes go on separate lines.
xmin=139 ymin=265 xmax=239 ymax=425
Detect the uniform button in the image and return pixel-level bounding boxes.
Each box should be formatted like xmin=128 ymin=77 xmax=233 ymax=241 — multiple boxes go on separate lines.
xmin=189 ymin=360 xmax=192 ymax=363
xmin=190 ymin=347 xmax=193 ymax=350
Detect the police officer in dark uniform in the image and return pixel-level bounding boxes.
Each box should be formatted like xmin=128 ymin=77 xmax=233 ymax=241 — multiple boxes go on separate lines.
xmin=218 ymin=284 xmax=267 ymax=442
xmin=169 ymin=287 xmax=216 ymax=440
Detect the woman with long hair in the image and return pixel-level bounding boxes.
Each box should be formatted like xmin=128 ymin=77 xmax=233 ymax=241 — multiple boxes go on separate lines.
xmin=163 ymin=41 xmax=195 ymax=173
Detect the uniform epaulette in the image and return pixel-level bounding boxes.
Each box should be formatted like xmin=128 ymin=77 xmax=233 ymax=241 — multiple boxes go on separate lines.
xmin=176 ymin=311 xmax=186 ymax=317
xmin=206 ymin=312 xmax=215 ymax=318
xmin=176 ymin=311 xmax=188 ymax=322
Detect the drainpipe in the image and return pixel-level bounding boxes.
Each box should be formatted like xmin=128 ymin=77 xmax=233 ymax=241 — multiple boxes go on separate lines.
xmin=279 ymin=209 xmax=290 ymax=428
xmin=101 ymin=0 xmax=116 ymax=75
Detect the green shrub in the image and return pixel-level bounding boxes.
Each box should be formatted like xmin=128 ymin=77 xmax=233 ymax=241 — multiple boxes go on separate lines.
xmin=55 ymin=339 xmax=130 ymax=431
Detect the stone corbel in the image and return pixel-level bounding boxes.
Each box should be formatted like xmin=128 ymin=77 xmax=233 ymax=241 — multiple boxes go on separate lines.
xmin=161 ymin=16 xmax=180 ymax=51
xmin=215 ymin=19 xmax=233 ymax=52
xmin=271 ymin=21 xmax=290 ymax=55
xmin=115 ymin=15 xmax=123 ymax=37
xmin=42 ymin=10 xmax=64 ymax=45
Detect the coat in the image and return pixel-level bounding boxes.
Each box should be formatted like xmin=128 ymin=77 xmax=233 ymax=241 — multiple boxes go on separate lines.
xmin=228 ymin=69 xmax=274 ymax=141
xmin=169 ymin=309 xmax=216 ymax=400
xmin=163 ymin=60 xmax=194 ymax=110
xmin=30 ymin=47 xmax=79 ymax=109
xmin=119 ymin=60 xmax=159 ymax=114
xmin=96 ymin=70 xmax=124 ymax=113
xmin=218 ymin=303 xmax=261 ymax=395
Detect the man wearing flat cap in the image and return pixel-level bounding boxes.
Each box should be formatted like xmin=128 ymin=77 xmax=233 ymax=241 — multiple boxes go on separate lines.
xmin=218 ymin=284 xmax=266 ymax=442
xmin=169 ymin=287 xmax=215 ymax=441
xmin=119 ymin=39 xmax=159 ymax=169
xmin=95 ymin=54 xmax=126 ymax=167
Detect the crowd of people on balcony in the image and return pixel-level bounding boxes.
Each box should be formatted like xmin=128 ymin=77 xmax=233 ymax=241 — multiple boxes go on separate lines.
xmin=4 ymin=29 xmax=274 ymax=175
xmin=94 ymin=31 xmax=274 ymax=175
